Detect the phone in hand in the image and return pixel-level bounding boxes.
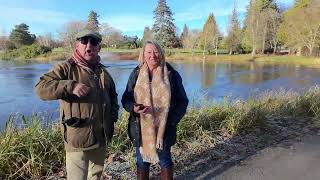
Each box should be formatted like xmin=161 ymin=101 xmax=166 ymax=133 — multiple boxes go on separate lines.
xmin=134 ymin=103 xmax=145 ymax=110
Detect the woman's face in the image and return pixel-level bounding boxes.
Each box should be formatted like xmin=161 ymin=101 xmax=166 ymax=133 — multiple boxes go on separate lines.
xmin=144 ymin=43 xmax=160 ymax=69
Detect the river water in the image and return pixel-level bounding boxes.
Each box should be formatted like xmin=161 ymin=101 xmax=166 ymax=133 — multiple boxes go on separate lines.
xmin=1 ymin=58 xmax=320 ymax=127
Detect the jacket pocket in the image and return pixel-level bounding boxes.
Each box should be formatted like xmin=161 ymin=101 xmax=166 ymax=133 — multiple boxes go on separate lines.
xmin=63 ymin=120 xmax=97 ymax=148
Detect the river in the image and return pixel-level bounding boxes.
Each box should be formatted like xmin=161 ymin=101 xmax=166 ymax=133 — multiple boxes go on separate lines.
xmin=1 ymin=58 xmax=320 ymax=127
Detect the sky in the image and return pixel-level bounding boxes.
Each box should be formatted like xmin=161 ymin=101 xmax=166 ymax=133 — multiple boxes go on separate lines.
xmin=0 ymin=0 xmax=294 ymax=38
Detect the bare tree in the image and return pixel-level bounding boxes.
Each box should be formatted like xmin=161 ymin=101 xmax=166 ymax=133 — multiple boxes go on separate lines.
xmin=183 ymin=29 xmax=201 ymax=56
xmin=100 ymin=23 xmax=124 ymax=48
xmin=37 ymin=33 xmax=55 ymax=48
xmin=266 ymin=8 xmax=281 ymax=53
xmin=0 ymin=35 xmax=8 ymax=50
xmin=59 ymin=21 xmax=86 ymax=49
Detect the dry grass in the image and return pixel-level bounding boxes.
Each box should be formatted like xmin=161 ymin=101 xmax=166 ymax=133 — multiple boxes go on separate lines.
xmin=2 ymin=86 xmax=320 ymax=178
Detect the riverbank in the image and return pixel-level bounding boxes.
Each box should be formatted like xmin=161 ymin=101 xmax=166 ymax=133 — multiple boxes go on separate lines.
xmin=1 ymin=48 xmax=320 ymax=66
xmin=2 ymin=86 xmax=320 ymax=179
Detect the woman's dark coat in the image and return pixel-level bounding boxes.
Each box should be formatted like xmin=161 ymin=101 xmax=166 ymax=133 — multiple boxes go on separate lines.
xmin=121 ymin=63 xmax=188 ymax=149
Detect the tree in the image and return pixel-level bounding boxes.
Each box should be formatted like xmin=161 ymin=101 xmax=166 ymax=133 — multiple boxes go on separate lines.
xmin=37 ymin=33 xmax=56 ymax=49
xmin=152 ymin=0 xmax=178 ymax=48
xmin=100 ymin=23 xmax=124 ymax=48
xmin=226 ymin=2 xmax=242 ymax=54
xmin=278 ymin=0 xmax=320 ymax=56
xmin=142 ymin=26 xmax=153 ymax=43
xmin=265 ymin=7 xmax=281 ymax=53
xmin=86 ymin=11 xmax=100 ymax=31
xmin=180 ymin=24 xmax=190 ymax=49
xmin=183 ymin=29 xmax=201 ymax=55
xmin=244 ymin=0 xmax=279 ymax=56
xmin=0 ymin=35 xmax=8 ymax=50
xmin=198 ymin=13 xmax=219 ymax=57
xmin=59 ymin=21 xmax=86 ymax=49
xmin=9 ymin=23 xmax=36 ymax=48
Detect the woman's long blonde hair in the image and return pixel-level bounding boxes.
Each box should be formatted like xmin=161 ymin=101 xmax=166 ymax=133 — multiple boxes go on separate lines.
xmin=138 ymin=41 xmax=166 ymax=68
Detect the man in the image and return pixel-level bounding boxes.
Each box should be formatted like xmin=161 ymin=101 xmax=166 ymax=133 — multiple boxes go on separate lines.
xmin=35 ymin=29 xmax=119 ymax=180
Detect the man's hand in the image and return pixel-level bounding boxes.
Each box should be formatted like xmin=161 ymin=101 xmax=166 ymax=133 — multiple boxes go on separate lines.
xmin=156 ymin=137 xmax=163 ymax=150
xmin=72 ymin=83 xmax=91 ymax=97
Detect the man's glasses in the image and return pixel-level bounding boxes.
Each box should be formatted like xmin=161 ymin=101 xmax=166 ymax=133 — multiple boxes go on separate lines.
xmin=79 ymin=37 xmax=100 ymax=46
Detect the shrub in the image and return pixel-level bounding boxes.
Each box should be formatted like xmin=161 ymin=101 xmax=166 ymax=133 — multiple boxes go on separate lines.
xmin=0 ymin=44 xmax=52 ymax=60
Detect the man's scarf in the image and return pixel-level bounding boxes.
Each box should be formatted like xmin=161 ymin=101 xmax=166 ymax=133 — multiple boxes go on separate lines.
xmin=134 ymin=63 xmax=171 ymax=163
xmin=72 ymin=49 xmax=100 ymax=69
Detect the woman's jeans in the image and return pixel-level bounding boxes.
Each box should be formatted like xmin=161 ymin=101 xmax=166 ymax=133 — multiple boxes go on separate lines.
xmin=136 ymin=147 xmax=173 ymax=170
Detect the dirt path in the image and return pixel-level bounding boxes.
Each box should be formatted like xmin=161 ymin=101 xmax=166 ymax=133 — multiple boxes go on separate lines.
xmin=198 ymin=135 xmax=320 ymax=180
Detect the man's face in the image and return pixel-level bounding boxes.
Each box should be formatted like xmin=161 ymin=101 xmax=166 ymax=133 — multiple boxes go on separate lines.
xmin=76 ymin=36 xmax=101 ymax=61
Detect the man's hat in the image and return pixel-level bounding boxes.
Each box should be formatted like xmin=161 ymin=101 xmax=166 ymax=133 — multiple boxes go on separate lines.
xmin=76 ymin=29 xmax=102 ymax=42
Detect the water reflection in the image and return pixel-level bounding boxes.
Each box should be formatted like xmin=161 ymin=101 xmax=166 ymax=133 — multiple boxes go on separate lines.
xmin=1 ymin=59 xmax=320 ymax=127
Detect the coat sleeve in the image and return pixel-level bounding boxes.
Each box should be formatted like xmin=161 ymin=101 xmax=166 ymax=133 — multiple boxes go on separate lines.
xmin=35 ymin=62 xmax=76 ymax=100
xmin=121 ymin=69 xmax=138 ymax=114
xmin=168 ymin=72 xmax=189 ymax=126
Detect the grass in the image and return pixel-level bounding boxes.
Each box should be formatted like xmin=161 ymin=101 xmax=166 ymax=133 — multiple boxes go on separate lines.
xmin=0 ymin=114 xmax=64 ymax=179
xmin=2 ymin=86 xmax=320 ymax=178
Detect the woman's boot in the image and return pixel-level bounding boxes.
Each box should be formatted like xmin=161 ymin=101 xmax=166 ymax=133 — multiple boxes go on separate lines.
xmin=137 ymin=168 xmax=149 ymax=180
xmin=160 ymin=167 xmax=173 ymax=180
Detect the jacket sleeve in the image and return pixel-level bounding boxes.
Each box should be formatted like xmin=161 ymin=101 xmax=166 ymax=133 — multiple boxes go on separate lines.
xmin=35 ymin=62 xmax=76 ymax=100
xmin=121 ymin=69 xmax=138 ymax=113
xmin=109 ymin=77 xmax=119 ymax=123
xmin=168 ymin=72 xmax=189 ymax=126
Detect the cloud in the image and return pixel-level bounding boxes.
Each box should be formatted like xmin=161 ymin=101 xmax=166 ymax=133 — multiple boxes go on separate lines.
xmin=101 ymin=14 xmax=153 ymax=33
xmin=0 ymin=6 xmax=73 ymax=26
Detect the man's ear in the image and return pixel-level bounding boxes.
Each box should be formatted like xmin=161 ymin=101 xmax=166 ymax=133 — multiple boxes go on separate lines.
xmin=98 ymin=45 xmax=101 ymax=52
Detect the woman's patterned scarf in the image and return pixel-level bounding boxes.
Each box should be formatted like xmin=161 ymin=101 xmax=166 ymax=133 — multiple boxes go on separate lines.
xmin=134 ymin=63 xmax=171 ymax=163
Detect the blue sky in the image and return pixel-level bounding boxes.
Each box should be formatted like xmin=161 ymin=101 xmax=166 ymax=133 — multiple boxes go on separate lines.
xmin=0 ymin=0 xmax=294 ymax=38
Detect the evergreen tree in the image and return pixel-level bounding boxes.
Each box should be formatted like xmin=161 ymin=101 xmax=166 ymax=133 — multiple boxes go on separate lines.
xmin=142 ymin=26 xmax=153 ymax=42
xmin=9 ymin=23 xmax=36 ymax=48
xmin=86 ymin=11 xmax=100 ymax=32
xmin=226 ymin=2 xmax=242 ymax=54
xmin=180 ymin=24 xmax=189 ymax=48
xmin=180 ymin=24 xmax=189 ymax=40
xmin=152 ymin=0 xmax=178 ymax=48
xmin=198 ymin=13 xmax=219 ymax=56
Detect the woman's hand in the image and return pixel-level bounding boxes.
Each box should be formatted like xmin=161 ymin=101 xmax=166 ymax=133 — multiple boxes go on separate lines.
xmin=133 ymin=103 xmax=151 ymax=114
xmin=156 ymin=137 xmax=163 ymax=150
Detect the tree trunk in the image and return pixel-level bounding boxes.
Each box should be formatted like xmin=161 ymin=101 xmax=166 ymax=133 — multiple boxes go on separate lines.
xmin=309 ymin=47 xmax=313 ymax=56
xmin=215 ymin=41 xmax=218 ymax=56
xmin=273 ymin=40 xmax=277 ymax=54
xmin=262 ymin=24 xmax=267 ymax=54
xmin=296 ymin=46 xmax=302 ymax=56
xmin=203 ymin=34 xmax=207 ymax=58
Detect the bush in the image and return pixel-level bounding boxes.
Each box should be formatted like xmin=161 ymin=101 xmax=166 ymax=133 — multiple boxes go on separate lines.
xmin=18 ymin=44 xmax=52 ymax=59
xmin=0 ymin=44 xmax=52 ymax=60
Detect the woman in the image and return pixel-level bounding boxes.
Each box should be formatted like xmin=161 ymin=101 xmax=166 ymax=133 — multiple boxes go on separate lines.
xmin=121 ymin=41 xmax=188 ymax=179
